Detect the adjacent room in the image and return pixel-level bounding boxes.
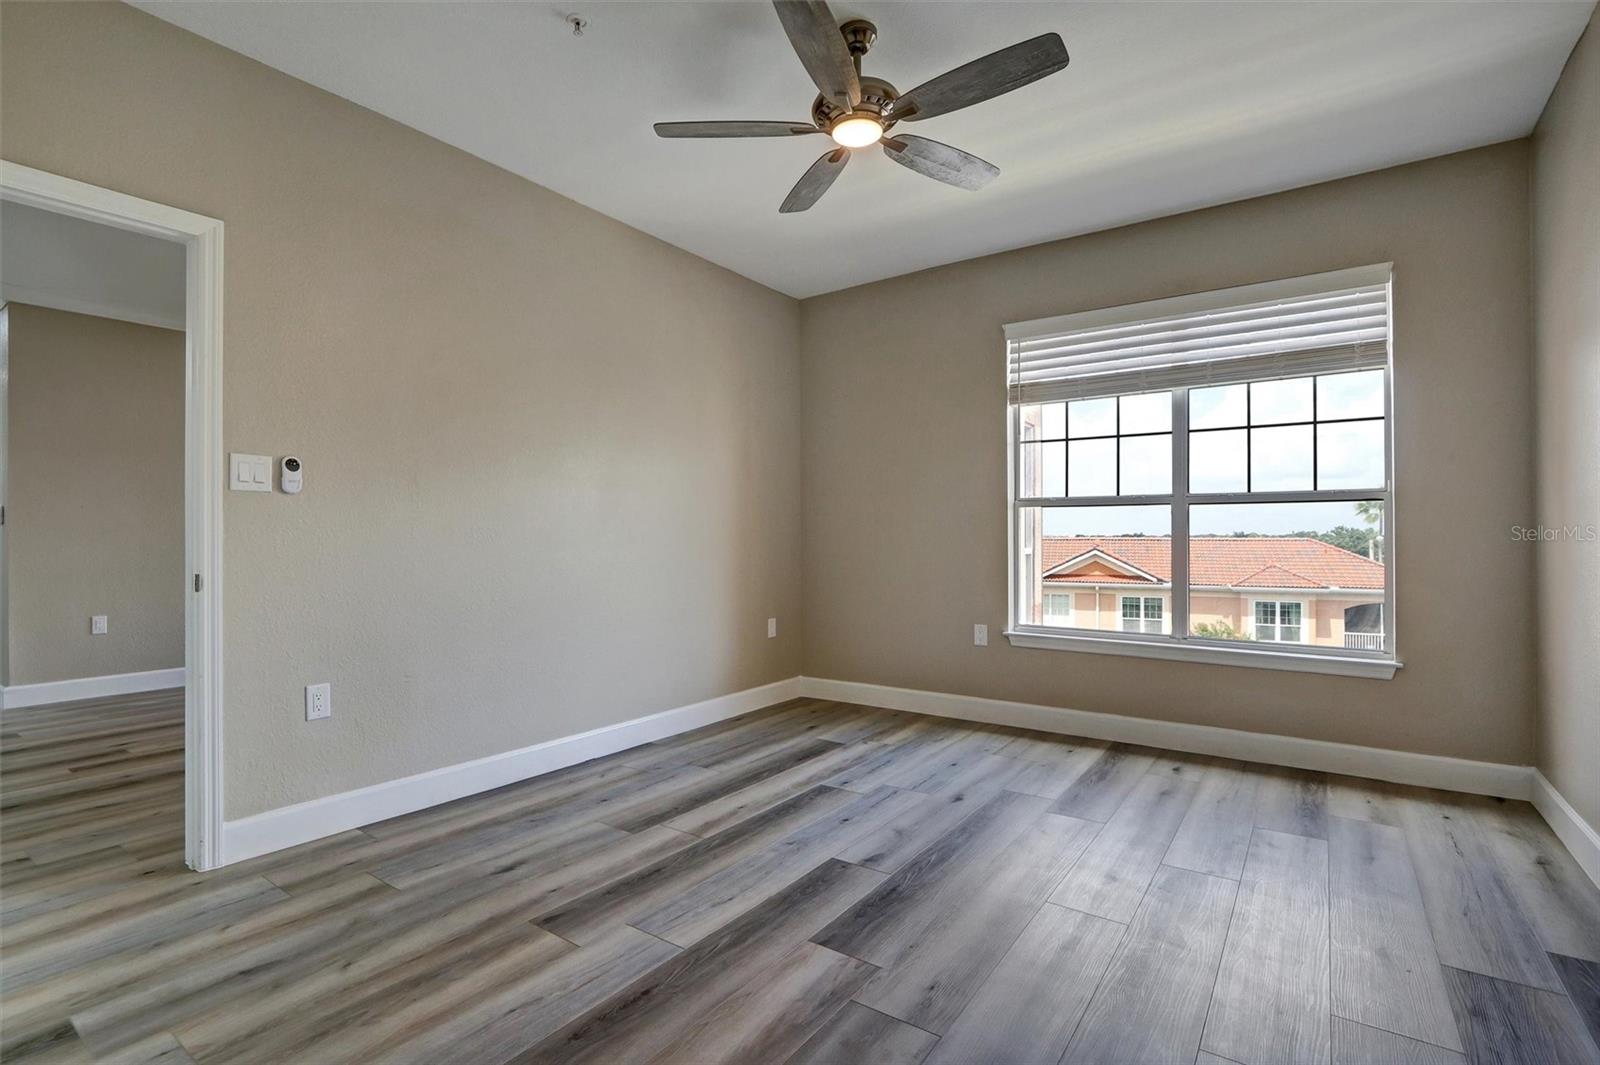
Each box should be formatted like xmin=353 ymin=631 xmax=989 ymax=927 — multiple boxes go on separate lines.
xmin=0 ymin=2 xmax=1595 ymax=1063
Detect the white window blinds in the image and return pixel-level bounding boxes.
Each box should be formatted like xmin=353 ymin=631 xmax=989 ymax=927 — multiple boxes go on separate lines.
xmin=1006 ymin=264 xmax=1391 ymax=404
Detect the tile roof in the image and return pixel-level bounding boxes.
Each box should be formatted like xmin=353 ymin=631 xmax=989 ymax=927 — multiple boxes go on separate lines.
xmin=1040 ymin=536 xmax=1384 ymax=590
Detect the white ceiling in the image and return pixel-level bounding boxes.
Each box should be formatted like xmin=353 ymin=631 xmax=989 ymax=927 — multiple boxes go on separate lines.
xmin=133 ymin=1 xmax=1593 ymax=298
xmin=1 ymin=200 xmax=186 ymax=329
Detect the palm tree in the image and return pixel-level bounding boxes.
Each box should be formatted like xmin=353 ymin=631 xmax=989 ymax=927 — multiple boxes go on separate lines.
xmin=1354 ymin=500 xmax=1383 ymax=561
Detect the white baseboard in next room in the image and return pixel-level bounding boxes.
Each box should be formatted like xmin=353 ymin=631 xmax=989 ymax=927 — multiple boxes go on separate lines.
xmin=0 ymin=667 xmax=187 ymax=710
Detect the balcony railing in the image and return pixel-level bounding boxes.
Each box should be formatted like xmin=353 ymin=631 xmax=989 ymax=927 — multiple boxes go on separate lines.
xmin=1344 ymin=632 xmax=1384 ymax=650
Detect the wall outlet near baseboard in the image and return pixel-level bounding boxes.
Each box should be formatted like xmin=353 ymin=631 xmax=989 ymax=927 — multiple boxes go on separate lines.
xmin=91 ymin=615 xmax=108 ymax=635
xmin=305 ymin=683 xmax=331 ymax=721
xmin=768 ymin=617 xmax=778 ymax=639
xmin=974 ymin=624 xmax=988 ymax=647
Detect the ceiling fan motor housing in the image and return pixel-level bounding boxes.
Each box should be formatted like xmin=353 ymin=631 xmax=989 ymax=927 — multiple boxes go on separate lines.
xmin=808 ymin=18 xmax=898 ymax=134
xmin=812 ymin=76 xmax=900 ymax=132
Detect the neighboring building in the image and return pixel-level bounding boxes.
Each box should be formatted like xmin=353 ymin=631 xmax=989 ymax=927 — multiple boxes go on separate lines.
xmin=1026 ymin=536 xmax=1386 ymax=649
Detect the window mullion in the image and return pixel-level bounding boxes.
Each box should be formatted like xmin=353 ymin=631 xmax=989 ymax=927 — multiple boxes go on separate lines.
xmin=1171 ymin=388 xmax=1191 ymax=641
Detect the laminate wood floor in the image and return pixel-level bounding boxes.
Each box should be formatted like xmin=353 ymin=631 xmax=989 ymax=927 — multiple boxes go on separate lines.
xmin=4 ymin=690 xmax=1599 ymax=1065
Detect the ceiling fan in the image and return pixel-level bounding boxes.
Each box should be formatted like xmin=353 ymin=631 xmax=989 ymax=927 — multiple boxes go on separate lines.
xmin=653 ymin=1 xmax=1070 ymax=213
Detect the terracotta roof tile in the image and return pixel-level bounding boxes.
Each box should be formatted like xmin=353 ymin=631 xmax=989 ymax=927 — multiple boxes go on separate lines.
xmin=1040 ymin=536 xmax=1384 ymax=590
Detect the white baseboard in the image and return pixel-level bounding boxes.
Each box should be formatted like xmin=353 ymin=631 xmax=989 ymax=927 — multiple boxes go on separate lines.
xmin=799 ymin=676 xmax=1533 ymax=801
xmin=217 ymin=670 xmax=1599 ymax=890
xmin=0 ymin=667 xmax=187 ymax=710
xmin=1532 ymin=770 xmax=1600 ymax=889
xmin=219 ymin=676 xmax=803 ymax=866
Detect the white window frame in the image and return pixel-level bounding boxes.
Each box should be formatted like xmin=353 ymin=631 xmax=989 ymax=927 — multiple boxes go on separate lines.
xmin=1003 ymin=267 xmax=1399 ymax=680
xmin=1119 ymin=594 xmax=1165 ymax=635
xmin=1250 ymin=598 xmax=1309 ymax=644
xmin=1043 ymin=591 xmax=1075 ymax=627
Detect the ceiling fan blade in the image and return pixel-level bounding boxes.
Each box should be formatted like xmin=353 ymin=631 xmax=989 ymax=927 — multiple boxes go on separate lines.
xmin=780 ymin=147 xmax=849 ymax=213
xmin=772 ymin=1 xmax=861 ymax=110
xmin=882 ymin=135 xmax=999 ymax=191
xmin=654 ymin=121 xmax=823 ymax=138
xmin=884 ymin=33 xmax=1069 ymax=122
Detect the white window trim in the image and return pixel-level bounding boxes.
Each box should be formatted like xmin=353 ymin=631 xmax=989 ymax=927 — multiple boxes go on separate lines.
xmin=1004 ymin=266 xmax=1399 ymax=681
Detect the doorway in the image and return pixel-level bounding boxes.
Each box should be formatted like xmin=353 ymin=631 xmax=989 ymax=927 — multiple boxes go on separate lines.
xmin=0 ymin=162 xmax=224 ymax=870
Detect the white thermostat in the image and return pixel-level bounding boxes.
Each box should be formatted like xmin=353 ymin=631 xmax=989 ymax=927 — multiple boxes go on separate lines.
xmin=281 ymin=456 xmax=303 ymax=494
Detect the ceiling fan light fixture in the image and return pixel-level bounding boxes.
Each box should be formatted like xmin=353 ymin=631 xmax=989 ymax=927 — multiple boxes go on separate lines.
xmin=830 ymin=115 xmax=883 ymax=148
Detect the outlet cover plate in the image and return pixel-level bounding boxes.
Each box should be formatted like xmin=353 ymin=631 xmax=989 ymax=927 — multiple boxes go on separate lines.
xmin=305 ymin=683 xmax=331 ymax=721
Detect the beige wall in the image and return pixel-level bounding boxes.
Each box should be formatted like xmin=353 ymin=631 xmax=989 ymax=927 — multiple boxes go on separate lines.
xmin=802 ymin=142 xmax=1536 ymax=765
xmin=1532 ymin=13 xmax=1600 ymax=830
xmin=0 ymin=3 xmax=802 ymax=818
xmin=5 ymin=305 xmax=185 ymax=685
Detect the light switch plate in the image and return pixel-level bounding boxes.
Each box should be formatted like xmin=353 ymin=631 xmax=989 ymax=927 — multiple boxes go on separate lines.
xmin=767 ymin=617 xmax=778 ymax=639
xmin=230 ymin=453 xmax=272 ymax=492
xmin=974 ymin=624 xmax=988 ymax=647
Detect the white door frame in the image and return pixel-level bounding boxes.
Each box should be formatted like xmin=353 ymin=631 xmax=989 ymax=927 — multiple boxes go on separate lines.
xmin=1 ymin=160 xmax=225 ymax=871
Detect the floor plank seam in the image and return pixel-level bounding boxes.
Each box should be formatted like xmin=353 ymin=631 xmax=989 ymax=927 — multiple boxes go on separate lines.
xmin=1193 ymin=827 xmax=1254 ymax=1064
xmin=1328 ymin=1009 xmax=1472 ymax=1056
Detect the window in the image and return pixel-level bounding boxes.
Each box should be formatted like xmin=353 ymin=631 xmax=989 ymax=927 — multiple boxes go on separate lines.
xmin=1006 ymin=265 xmax=1396 ymax=678
xmin=1121 ymin=595 xmax=1164 ymax=634
xmin=1043 ymin=592 xmax=1074 ymax=627
xmin=1253 ymin=600 xmax=1304 ymax=643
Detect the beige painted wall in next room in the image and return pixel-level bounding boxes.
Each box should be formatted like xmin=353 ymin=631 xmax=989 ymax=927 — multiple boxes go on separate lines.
xmin=1532 ymin=10 xmax=1600 ymax=831
xmin=0 ymin=2 xmax=803 ymax=819
xmin=801 ymin=142 xmax=1537 ymax=767
xmin=4 ymin=304 xmax=185 ymax=686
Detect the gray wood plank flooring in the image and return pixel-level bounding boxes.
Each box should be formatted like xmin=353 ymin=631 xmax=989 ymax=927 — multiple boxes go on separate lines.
xmin=3 ymin=690 xmax=1598 ymax=1064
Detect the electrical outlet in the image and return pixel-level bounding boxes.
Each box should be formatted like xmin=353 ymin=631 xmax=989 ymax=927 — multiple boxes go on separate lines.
xmin=305 ymin=683 xmax=331 ymax=721
xmin=91 ymin=615 xmax=108 ymax=635
xmin=974 ymin=624 xmax=988 ymax=647
xmin=767 ymin=617 xmax=778 ymax=639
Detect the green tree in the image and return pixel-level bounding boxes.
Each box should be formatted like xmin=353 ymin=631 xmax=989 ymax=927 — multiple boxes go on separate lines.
xmin=1193 ymin=620 xmax=1249 ymax=641
xmin=1300 ymin=525 xmax=1379 ymax=557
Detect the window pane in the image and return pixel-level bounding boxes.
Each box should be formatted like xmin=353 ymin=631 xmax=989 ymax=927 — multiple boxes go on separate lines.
xmin=1120 ymin=434 xmax=1172 ymax=495
xmin=1250 ymin=425 xmax=1313 ymax=490
xmin=1317 ymin=419 xmax=1384 ymax=489
xmin=1188 ymin=501 xmax=1386 ymax=651
xmin=1041 ymin=402 xmax=1067 ymax=440
xmin=1016 ymin=505 xmax=1170 ymax=635
xmin=1119 ymin=392 xmax=1171 ymax=434
xmin=1190 ymin=429 xmax=1247 ymax=493
xmin=1191 ymin=384 xmax=1247 ymax=429
xmin=1250 ymin=377 xmax=1313 ymax=425
xmin=1317 ymin=370 xmax=1384 ymax=420
xmin=1068 ymin=438 xmax=1117 ymax=497
xmin=1069 ymin=397 xmax=1118 ymax=438
xmin=1041 ymin=441 xmax=1066 ymax=497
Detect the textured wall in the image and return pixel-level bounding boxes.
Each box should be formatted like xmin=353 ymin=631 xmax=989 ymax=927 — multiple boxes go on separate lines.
xmin=801 ymin=143 xmax=1537 ymax=765
xmin=1532 ymin=12 xmax=1600 ymax=829
xmin=0 ymin=3 xmax=802 ymax=818
xmin=5 ymin=305 xmax=184 ymax=684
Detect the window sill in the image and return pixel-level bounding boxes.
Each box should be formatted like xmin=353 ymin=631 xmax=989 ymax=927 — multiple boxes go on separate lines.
xmin=1003 ymin=630 xmax=1401 ymax=680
